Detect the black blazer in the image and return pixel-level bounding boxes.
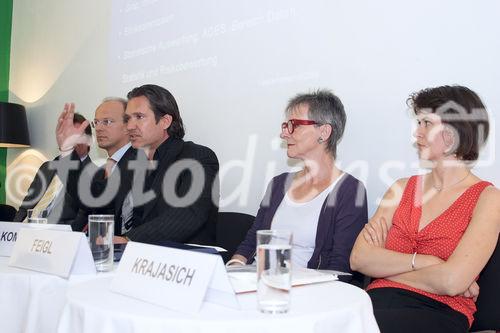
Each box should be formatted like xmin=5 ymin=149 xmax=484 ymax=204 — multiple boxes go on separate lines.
xmin=82 ymin=146 xmax=138 ymax=235
xmin=125 ymin=137 xmax=219 ymax=245
xmin=14 ymin=152 xmax=94 ymax=230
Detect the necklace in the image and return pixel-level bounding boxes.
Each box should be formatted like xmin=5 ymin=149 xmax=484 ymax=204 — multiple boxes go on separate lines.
xmin=432 ymin=171 xmax=471 ymax=192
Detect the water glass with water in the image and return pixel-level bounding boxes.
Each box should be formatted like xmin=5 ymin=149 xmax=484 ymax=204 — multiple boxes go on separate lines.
xmin=88 ymin=215 xmax=114 ymax=272
xmin=256 ymin=229 xmax=292 ymax=314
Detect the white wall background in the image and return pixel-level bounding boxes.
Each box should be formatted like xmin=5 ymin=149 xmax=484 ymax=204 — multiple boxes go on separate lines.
xmin=7 ymin=0 xmax=500 ymax=216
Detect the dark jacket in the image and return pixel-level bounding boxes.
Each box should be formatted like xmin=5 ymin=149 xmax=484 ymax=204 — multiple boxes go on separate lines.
xmin=235 ymin=172 xmax=367 ymax=273
xmin=123 ymin=137 xmax=220 ymax=245
xmin=14 ymin=151 xmax=94 ymax=230
xmin=79 ymin=146 xmax=138 ymax=234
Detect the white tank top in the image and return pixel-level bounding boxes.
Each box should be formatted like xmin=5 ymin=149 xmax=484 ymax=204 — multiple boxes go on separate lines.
xmin=271 ymin=173 xmax=345 ymax=268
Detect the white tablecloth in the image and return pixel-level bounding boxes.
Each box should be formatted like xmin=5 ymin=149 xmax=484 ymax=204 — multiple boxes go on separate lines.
xmin=57 ymin=277 xmax=379 ymax=333
xmin=0 ymin=257 xmax=107 ymax=333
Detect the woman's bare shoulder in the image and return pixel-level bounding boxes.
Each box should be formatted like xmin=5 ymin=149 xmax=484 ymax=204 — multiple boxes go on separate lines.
xmin=372 ymin=177 xmax=412 ymax=224
xmin=383 ymin=177 xmax=412 ymax=204
xmin=475 ymin=184 xmax=500 ymax=216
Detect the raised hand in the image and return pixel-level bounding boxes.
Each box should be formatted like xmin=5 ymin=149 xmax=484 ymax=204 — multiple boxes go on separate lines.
xmin=55 ymin=103 xmax=90 ymax=151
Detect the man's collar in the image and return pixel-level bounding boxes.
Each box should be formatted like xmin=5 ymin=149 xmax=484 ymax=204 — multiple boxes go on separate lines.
xmin=152 ymin=136 xmax=182 ymax=161
xmin=109 ymin=142 xmax=132 ymax=163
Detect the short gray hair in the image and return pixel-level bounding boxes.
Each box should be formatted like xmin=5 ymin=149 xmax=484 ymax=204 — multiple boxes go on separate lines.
xmin=101 ymin=97 xmax=127 ymax=111
xmin=285 ymin=89 xmax=346 ymax=158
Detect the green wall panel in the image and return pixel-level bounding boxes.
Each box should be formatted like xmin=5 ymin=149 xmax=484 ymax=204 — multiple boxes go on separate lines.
xmin=0 ymin=0 xmax=13 ymax=203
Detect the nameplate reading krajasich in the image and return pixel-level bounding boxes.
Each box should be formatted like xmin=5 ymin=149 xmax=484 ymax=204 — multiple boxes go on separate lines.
xmin=110 ymin=242 xmax=238 ymax=313
xmin=8 ymin=228 xmax=96 ymax=278
xmin=0 ymin=221 xmax=71 ymax=257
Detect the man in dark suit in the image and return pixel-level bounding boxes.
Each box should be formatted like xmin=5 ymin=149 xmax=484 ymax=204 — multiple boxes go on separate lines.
xmin=77 ymin=97 xmax=136 ymax=234
xmin=42 ymin=100 xmax=133 ymax=233
xmin=14 ymin=113 xmax=93 ymax=229
xmin=115 ymin=84 xmax=219 ymax=245
xmin=56 ymin=87 xmax=219 ymax=244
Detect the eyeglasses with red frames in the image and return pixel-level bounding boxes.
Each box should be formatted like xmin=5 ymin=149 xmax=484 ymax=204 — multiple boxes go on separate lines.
xmin=281 ymin=119 xmax=321 ymax=134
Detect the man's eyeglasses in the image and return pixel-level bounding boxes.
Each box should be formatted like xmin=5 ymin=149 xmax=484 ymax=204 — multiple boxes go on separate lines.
xmin=91 ymin=119 xmax=115 ymax=128
xmin=281 ymin=119 xmax=320 ymax=134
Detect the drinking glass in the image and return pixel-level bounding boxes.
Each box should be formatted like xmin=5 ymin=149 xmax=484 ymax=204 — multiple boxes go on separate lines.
xmin=88 ymin=215 xmax=114 ymax=272
xmin=256 ymin=229 xmax=292 ymax=314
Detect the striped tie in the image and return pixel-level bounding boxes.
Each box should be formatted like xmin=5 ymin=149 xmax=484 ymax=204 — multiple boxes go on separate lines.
xmin=121 ymin=191 xmax=134 ymax=234
xmin=105 ymin=158 xmax=116 ymax=178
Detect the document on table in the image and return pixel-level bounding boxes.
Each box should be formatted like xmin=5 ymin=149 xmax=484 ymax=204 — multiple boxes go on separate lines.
xmin=185 ymin=244 xmax=227 ymax=252
xmin=227 ymin=266 xmax=338 ymax=293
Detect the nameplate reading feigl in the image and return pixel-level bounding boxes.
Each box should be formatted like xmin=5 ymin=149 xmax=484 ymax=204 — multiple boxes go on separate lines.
xmin=8 ymin=228 xmax=95 ymax=278
xmin=0 ymin=221 xmax=71 ymax=257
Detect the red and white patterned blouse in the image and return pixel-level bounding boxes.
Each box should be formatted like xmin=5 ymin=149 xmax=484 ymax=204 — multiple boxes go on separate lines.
xmin=367 ymin=175 xmax=492 ymax=326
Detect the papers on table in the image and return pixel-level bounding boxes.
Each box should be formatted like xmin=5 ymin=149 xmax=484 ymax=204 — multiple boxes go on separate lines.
xmin=185 ymin=244 xmax=227 ymax=252
xmin=227 ymin=266 xmax=338 ymax=293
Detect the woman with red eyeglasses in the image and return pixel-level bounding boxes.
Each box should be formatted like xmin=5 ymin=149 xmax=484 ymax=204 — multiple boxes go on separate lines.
xmin=227 ymin=90 xmax=368 ymax=278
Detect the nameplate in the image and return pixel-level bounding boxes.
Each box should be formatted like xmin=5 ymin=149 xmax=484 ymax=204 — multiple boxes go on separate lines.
xmin=8 ymin=228 xmax=96 ymax=278
xmin=110 ymin=242 xmax=238 ymax=313
xmin=0 ymin=221 xmax=71 ymax=257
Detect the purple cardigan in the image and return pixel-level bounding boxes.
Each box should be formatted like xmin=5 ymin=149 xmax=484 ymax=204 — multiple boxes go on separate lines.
xmin=235 ymin=172 xmax=367 ymax=273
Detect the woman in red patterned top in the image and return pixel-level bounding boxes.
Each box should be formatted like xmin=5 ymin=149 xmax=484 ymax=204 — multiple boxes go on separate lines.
xmin=350 ymin=85 xmax=500 ymax=333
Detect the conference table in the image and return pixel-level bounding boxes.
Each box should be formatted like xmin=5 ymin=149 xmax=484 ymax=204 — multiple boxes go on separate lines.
xmin=0 ymin=257 xmax=112 ymax=333
xmin=0 ymin=256 xmax=74 ymax=333
xmin=0 ymin=257 xmax=379 ymax=333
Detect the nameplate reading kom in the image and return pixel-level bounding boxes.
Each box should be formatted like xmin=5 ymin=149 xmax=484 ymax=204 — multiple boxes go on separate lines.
xmin=0 ymin=221 xmax=71 ymax=257
xmin=8 ymin=228 xmax=96 ymax=278
xmin=110 ymin=242 xmax=238 ymax=313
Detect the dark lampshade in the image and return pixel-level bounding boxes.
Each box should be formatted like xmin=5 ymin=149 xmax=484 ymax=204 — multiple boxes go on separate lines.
xmin=0 ymin=102 xmax=30 ymax=148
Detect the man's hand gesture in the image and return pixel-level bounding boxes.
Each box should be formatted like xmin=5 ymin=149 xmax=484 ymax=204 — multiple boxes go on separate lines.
xmin=56 ymin=103 xmax=90 ymax=152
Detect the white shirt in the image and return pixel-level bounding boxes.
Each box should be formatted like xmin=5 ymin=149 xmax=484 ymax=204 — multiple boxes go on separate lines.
xmin=108 ymin=143 xmax=131 ymax=174
xmin=271 ymin=173 xmax=345 ymax=268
